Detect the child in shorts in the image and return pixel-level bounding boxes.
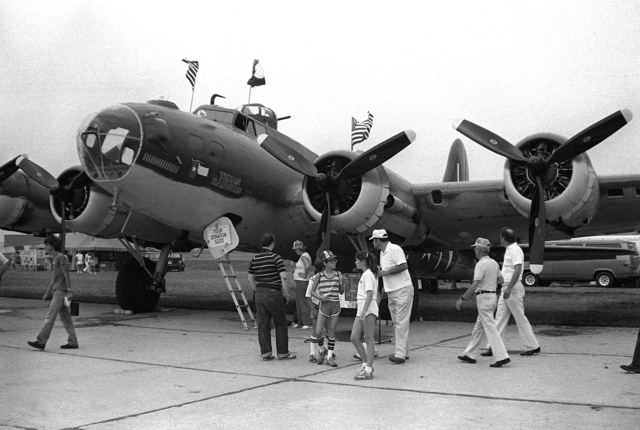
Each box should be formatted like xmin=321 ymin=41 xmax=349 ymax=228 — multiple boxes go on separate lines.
xmin=350 ymin=250 xmax=379 ymax=380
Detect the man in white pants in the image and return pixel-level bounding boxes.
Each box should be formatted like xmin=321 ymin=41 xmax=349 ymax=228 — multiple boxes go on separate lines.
xmin=456 ymin=238 xmax=510 ymax=367
xmin=371 ymin=229 xmax=414 ymax=364
xmin=483 ymin=227 xmax=540 ymax=357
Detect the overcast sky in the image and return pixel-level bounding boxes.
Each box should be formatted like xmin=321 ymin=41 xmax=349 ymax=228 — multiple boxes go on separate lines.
xmin=1 ymin=0 xmax=639 ymax=230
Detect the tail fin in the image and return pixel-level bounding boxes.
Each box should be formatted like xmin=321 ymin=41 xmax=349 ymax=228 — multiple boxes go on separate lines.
xmin=442 ymin=139 xmax=469 ymax=182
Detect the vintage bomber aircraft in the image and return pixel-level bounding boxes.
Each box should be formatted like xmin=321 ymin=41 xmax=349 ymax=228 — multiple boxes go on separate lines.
xmin=0 ymin=97 xmax=637 ymax=312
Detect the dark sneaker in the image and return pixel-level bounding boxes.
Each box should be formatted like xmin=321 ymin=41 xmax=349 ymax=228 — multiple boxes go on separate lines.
xmin=389 ymin=355 xmax=406 ymax=364
xmin=326 ymin=357 xmax=338 ymax=367
xmin=60 ymin=344 xmax=79 ymax=349
xmin=278 ymin=352 xmax=297 ymax=360
xmin=480 ymin=349 xmax=493 ymax=357
xmin=27 ymin=341 xmax=45 ymax=351
xmin=262 ymin=355 xmax=275 ymax=361
xmin=457 ymin=355 xmax=476 ymax=364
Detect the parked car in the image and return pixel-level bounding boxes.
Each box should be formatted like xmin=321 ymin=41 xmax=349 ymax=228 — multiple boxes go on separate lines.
xmin=144 ymin=251 xmax=185 ymax=272
xmin=522 ymin=239 xmax=640 ymax=288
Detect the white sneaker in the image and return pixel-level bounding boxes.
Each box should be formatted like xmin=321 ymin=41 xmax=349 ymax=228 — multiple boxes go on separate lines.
xmin=354 ymin=368 xmax=373 ymax=380
xmin=300 ymin=325 xmax=312 ymax=330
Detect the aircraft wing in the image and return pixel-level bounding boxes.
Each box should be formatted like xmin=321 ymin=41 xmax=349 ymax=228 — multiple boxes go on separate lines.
xmin=413 ymin=174 xmax=640 ymax=251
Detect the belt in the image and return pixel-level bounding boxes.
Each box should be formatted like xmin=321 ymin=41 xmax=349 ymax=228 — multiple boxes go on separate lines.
xmin=475 ymin=290 xmax=495 ymax=296
xmin=257 ymin=285 xmax=281 ymax=291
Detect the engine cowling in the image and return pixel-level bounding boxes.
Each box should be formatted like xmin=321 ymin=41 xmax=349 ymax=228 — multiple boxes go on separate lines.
xmin=50 ymin=167 xmax=179 ymax=243
xmin=0 ymin=172 xmax=59 ymax=233
xmin=504 ymin=133 xmax=600 ymax=231
xmin=302 ymin=150 xmax=390 ymax=234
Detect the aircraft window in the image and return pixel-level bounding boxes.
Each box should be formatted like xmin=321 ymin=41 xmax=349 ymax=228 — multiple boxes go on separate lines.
xmin=197 ymin=108 xmax=234 ymax=124
xmin=245 ymin=119 xmax=256 ymax=136
xmin=431 ymin=190 xmax=443 ymax=204
xmin=101 ymin=127 xmax=130 ymax=163
xmin=254 ymin=122 xmax=267 ymax=137
xmin=121 ymin=147 xmax=135 ymax=165
xmin=234 ymin=114 xmax=248 ymax=130
xmin=607 ymin=188 xmax=624 ymax=198
xmin=84 ymin=133 xmax=97 ymax=149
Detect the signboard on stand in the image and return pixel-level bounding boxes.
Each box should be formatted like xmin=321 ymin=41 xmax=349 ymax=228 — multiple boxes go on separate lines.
xmin=339 ymin=272 xmax=361 ymax=309
xmin=204 ymin=217 xmax=239 ymax=259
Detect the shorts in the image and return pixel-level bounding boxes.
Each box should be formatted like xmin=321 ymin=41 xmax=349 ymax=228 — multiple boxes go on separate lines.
xmin=319 ymin=300 xmax=341 ymax=317
xmin=310 ymin=304 xmax=319 ymax=319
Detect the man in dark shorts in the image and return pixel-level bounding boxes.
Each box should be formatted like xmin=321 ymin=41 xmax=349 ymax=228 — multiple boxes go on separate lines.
xmin=248 ymin=233 xmax=296 ymax=361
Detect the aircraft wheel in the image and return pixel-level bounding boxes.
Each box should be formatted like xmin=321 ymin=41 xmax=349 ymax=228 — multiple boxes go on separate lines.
xmin=595 ymin=271 xmax=614 ymax=288
xmin=522 ymin=272 xmax=539 ymax=287
xmin=116 ymin=257 xmax=160 ymax=312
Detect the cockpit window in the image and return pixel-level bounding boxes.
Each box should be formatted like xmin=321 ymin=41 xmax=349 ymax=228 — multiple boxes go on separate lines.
xmin=195 ymin=108 xmax=234 ymax=125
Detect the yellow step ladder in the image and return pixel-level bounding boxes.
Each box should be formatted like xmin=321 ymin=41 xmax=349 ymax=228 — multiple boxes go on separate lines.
xmin=217 ymin=253 xmax=256 ymax=330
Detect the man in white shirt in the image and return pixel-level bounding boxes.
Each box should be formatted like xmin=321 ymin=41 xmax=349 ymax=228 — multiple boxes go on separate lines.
xmin=371 ymin=229 xmax=414 ymax=364
xmin=483 ymin=227 xmax=540 ymax=357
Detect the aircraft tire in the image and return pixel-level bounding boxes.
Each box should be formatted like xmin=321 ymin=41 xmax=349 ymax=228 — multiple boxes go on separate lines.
xmin=116 ymin=257 xmax=160 ymax=313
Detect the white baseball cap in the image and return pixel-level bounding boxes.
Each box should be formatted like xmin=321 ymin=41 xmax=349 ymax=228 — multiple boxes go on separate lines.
xmin=368 ymin=229 xmax=389 ymax=240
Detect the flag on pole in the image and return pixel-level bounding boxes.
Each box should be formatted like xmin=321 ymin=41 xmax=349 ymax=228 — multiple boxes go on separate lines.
xmin=351 ymin=112 xmax=374 ymax=148
xmin=247 ymin=59 xmax=266 ymax=87
xmin=182 ymin=58 xmax=199 ymax=89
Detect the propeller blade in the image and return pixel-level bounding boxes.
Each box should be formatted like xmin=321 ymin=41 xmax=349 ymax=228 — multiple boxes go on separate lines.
xmin=0 ymin=156 xmax=21 ymax=183
xmin=452 ymin=119 xmax=528 ymax=163
xmin=547 ymin=109 xmax=633 ymax=164
xmin=528 ymin=176 xmax=546 ymax=274
xmin=258 ymin=134 xmax=318 ymax=178
xmin=336 ymin=130 xmax=417 ymax=181
xmin=67 ymin=171 xmax=92 ymax=191
xmin=15 ymin=156 xmax=58 ymax=189
xmin=317 ymin=192 xmax=332 ymax=255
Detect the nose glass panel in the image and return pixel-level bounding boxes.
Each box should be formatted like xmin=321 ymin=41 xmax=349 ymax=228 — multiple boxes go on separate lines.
xmin=76 ymin=105 xmax=143 ymax=182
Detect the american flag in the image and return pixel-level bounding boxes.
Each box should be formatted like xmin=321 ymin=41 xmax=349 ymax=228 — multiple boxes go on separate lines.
xmin=182 ymin=58 xmax=199 ymax=89
xmin=351 ymin=112 xmax=374 ymax=149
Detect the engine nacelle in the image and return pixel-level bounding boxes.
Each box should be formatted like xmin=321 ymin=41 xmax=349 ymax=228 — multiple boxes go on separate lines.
xmin=301 ymin=150 xmax=421 ymax=242
xmin=504 ymin=133 xmax=600 ymax=231
xmin=302 ymin=150 xmax=390 ymax=234
xmin=50 ymin=167 xmax=180 ymax=243
xmin=0 ymin=172 xmax=59 ymax=234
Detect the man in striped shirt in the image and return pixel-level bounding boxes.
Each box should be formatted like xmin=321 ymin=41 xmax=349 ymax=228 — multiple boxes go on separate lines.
xmin=248 ymin=233 xmax=296 ymax=360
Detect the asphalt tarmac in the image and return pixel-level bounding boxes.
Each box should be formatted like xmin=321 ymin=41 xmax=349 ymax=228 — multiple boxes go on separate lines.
xmin=1 ymin=297 xmax=639 ymax=429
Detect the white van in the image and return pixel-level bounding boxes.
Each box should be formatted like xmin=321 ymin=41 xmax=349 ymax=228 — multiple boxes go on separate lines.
xmin=522 ymin=239 xmax=640 ymax=288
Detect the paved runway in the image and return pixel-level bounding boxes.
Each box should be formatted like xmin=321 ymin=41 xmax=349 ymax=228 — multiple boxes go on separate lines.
xmin=1 ymin=297 xmax=639 ymax=429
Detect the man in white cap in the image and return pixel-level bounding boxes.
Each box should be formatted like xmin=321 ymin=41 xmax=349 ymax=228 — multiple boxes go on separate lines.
xmin=370 ymin=229 xmax=414 ymax=364
xmin=456 ymin=238 xmax=510 ymax=367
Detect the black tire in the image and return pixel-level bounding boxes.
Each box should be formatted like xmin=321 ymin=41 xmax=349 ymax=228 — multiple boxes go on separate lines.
xmin=115 ymin=257 xmax=160 ymax=312
xmin=595 ymin=272 xmax=614 ymax=288
xmin=523 ymin=271 xmax=539 ymax=287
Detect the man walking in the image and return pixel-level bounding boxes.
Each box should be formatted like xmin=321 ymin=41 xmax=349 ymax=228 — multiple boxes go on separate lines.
xmin=483 ymin=227 xmax=540 ymax=357
xmin=456 ymin=238 xmax=510 ymax=367
xmin=620 ymin=329 xmax=640 ymax=373
xmin=248 ymin=233 xmax=296 ymax=361
xmin=371 ymin=229 xmax=414 ymax=364
xmin=27 ymin=235 xmax=78 ymax=350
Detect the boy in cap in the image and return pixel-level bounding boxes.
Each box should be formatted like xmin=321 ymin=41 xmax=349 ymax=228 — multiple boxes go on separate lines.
xmin=456 ymin=237 xmax=510 ymax=367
